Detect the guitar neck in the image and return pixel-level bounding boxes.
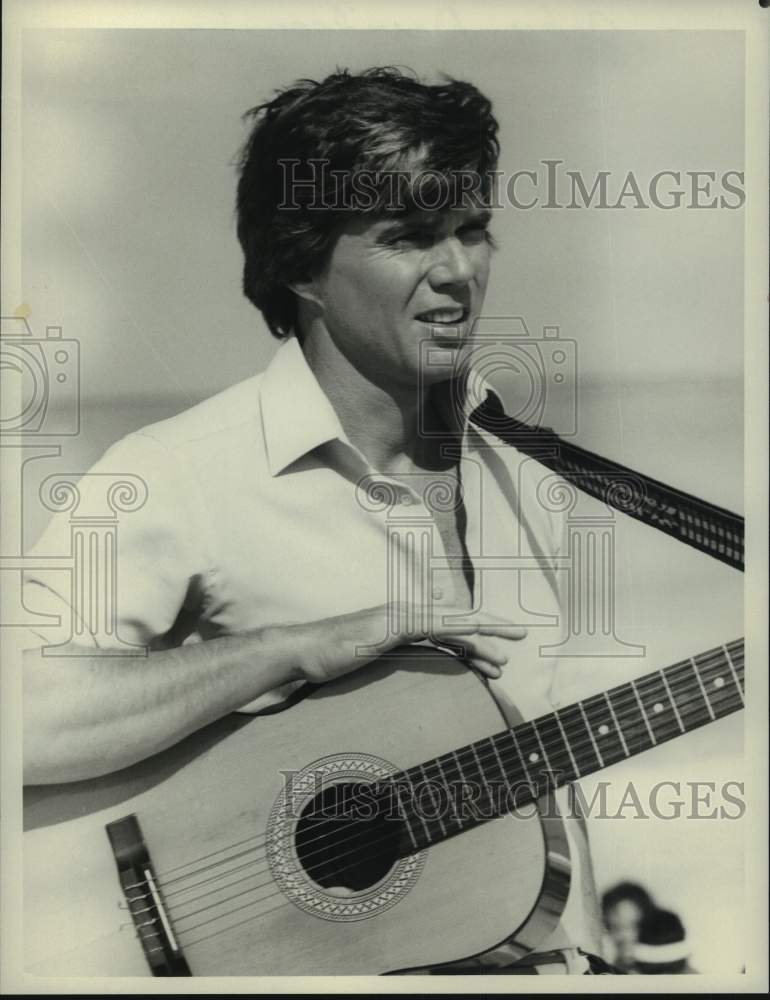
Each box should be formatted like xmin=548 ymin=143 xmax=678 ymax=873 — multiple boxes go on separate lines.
xmin=390 ymin=639 xmax=744 ymax=852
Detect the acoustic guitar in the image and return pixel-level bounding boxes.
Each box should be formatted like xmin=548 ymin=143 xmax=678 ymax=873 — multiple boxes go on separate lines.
xmin=23 ymin=639 xmax=744 ymax=976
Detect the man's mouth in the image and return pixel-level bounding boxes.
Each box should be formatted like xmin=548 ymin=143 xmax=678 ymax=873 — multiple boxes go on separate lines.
xmin=415 ymin=307 xmax=469 ymax=325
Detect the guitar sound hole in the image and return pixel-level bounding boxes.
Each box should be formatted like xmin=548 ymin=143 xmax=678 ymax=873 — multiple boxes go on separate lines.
xmin=295 ymin=781 xmax=400 ymax=891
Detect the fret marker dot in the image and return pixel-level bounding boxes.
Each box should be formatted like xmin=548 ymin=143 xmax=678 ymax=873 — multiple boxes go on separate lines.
xmin=528 ymin=752 xmax=539 ymax=763
xmin=598 ymin=724 xmax=610 ymax=737
xmin=713 ymin=677 xmax=725 ymax=689
xmin=653 ymin=702 xmax=664 ymax=714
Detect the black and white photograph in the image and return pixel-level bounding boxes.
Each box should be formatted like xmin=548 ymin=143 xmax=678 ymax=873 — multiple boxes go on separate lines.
xmin=1 ymin=0 xmax=767 ymax=991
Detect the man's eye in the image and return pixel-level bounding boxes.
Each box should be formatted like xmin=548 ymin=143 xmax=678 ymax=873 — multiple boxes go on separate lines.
xmin=458 ymin=223 xmax=490 ymax=241
xmin=392 ymin=229 xmax=434 ymax=247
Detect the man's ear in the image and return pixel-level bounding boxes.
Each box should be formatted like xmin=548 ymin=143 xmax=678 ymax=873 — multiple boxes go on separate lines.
xmin=287 ymin=275 xmax=324 ymax=311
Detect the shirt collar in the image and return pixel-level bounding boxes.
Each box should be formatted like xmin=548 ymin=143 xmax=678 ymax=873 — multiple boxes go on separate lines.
xmin=430 ymin=366 xmax=498 ymax=443
xmin=260 ymin=335 xmax=349 ymax=476
xmin=259 ymin=334 xmax=498 ymax=476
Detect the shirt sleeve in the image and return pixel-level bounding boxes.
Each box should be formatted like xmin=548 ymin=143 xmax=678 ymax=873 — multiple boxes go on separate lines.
xmin=21 ymin=431 xmax=211 ymax=653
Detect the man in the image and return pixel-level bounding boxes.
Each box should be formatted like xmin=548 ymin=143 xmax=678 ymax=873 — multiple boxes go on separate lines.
xmin=22 ymin=67 xmax=605 ymax=973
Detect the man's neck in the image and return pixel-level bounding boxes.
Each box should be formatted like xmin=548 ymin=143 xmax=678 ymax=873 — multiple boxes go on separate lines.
xmin=301 ymin=333 xmax=462 ymax=476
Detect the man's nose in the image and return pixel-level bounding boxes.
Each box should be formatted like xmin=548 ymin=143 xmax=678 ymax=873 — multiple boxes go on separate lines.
xmin=427 ymin=236 xmax=476 ymax=288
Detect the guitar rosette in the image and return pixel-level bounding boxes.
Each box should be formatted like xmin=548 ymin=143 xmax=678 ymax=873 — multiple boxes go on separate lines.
xmin=265 ymin=752 xmax=427 ymax=922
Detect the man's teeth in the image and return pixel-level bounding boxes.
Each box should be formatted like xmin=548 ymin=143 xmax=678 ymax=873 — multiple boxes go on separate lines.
xmin=418 ymin=309 xmax=465 ymax=324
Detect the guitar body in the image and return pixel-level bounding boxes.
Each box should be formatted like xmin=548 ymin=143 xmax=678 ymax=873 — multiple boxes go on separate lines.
xmin=23 ymin=648 xmax=570 ymax=976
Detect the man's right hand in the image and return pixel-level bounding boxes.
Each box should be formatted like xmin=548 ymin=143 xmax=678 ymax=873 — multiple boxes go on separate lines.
xmin=280 ymin=601 xmax=528 ymax=685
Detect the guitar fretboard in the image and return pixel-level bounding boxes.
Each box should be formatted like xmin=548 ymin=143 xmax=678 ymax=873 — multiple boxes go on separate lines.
xmin=388 ymin=639 xmax=744 ymax=854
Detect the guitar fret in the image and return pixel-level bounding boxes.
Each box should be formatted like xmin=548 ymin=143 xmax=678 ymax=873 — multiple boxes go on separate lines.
xmin=452 ymin=747 xmax=483 ymax=819
xmin=577 ymin=702 xmax=604 ymax=768
xmin=603 ymin=692 xmax=630 ymax=757
xmin=393 ymin=784 xmax=420 ymax=850
xmin=531 ymin=721 xmax=553 ymax=777
xmin=665 ymin=660 xmax=712 ymax=730
xmin=634 ymin=672 xmax=681 ymax=744
xmin=410 ymin=783 xmax=434 ymax=845
xmin=433 ymin=756 xmax=463 ymax=830
xmin=496 ymin=729 xmax=537 ymax=805
xmin=630 ymin=679 xmax=657 ymax=746
xmin=725 ymin=638 xmax=744 ymax=662
xmin=489 ymin=736 xmax=517 ymax=808
xmin=660 ymin=672 xmax=685 ymax=732
xmin=692 ymin=647 xmax=743 ymax=719
xmin=554 ymin=710 xmax=582 ymax=778
xmin=605 ymin=684 xmax=653 ymax=756
xmin=533 ymin=714 xmax=578 ymax=783
xmin=470 ymin=743 xmax=497 ymax=817
xmin=417 ymin=762 xmax=447 ymax=838
xmin=555 ymin=703 xmax=598 ymax=775
xmin=532 ymin=720 xmax=553 ymax=773
xmin=691 ymin=658 xmax=715 ymax=721
xmin=510 ymin=723 xmax=549 ymax=797
xmin=581 ymin=693 xmax=626 ymax=765
xmin=438 ymin=748 xmax=471 ymax=831
xmin=504 ymin=728 xmax=533 ymax=787
xmin=724 ymin=645 xmax=745 ymax=705
xmin=452 ymin=749 xmax=475 ymax=826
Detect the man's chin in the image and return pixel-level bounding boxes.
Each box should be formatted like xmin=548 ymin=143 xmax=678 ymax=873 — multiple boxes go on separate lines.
xmin=419 ymin=340 xmax=474 ymax=374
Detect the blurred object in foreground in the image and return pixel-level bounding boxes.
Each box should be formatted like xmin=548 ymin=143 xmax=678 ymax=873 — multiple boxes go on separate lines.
xmin=601 ymin=881 xmax=656 ymax=972
xmin=634 ymin=908 xmax=697 ymax=974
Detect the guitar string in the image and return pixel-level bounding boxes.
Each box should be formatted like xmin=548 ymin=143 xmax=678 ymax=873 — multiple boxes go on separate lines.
xmin=182 ymin=896 xmax=295 ymax=949
xmin=175 ymin=645 xmax=745 ymax=959
xmin=131 ymin=685 xmax=746 ymax=952
xmin=151 ymin=640 xmax=745 ymax=891
xmin=146 ymin=676 xmax=742 ymax=916
xmin=121 ymin=646 xmax=745 ymax=908
xmin=149 ymin=684 xmax=743 ymax=929
xmin=155 ymin=833 xmax=263 ymax=879
xmin=143 ymin=649 xmax=746 ymax=928
xmin=158 ymin=672 xmax=746 ymax=932
xmin=137 ymin=645 xmax=744 ymax=907
xmin=149 ymin=639 xmax=744 ymax=888
xmin=166 ymin=678 xmax=747 ymax=948
xmin=153 ymin=643 xmax=745 ymax=891
xmin=125 ymin=652 xmax=744 ymax=936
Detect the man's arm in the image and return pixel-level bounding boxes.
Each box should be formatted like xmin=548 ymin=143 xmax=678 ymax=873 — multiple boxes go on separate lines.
xmin=23 ymin=603 xmax=525 ymax=785
xmin=23 ymin=629 xmax=297 ymax=785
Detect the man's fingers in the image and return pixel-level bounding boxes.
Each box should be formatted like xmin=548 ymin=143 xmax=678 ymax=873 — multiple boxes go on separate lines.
xmin=435 ymin=635 xmax=508 ymax=675
xmin=429 ymin=611 xmax=528 ymax=641
xmin=390 ymin=603 xmax=528 ymax=643
xmin=453 ymin=635 xmax=508 ymax=665
xmin=467 ymin=657 xmax=503 ymax=679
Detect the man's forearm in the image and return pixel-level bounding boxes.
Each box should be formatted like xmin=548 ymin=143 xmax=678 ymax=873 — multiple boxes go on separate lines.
xmin=23 ymin=603 xmax=519 ymax=785
xmin=22 ymin=627 xmax=304 ymax=785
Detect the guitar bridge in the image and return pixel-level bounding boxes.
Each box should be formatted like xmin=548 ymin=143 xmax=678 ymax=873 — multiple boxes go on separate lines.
xmin=106 ymin=814 xmax=191 ymax=976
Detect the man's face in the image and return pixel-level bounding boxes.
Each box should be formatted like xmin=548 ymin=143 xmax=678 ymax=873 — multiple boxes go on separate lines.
xmin=305 ymin=205 xmax=493 ymax=391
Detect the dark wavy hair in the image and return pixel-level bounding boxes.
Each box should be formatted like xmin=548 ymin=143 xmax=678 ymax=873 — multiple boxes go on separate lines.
xmin=235 ymin=67 xmax=500 ymax=339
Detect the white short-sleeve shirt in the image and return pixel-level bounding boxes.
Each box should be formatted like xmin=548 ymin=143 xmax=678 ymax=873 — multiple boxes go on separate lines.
xmin=21 ymin=334 xmax=601 ymax=957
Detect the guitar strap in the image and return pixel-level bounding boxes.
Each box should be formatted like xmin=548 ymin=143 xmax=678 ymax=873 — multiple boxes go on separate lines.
xmin=469 ymin=394 xmax=744 ymax=572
